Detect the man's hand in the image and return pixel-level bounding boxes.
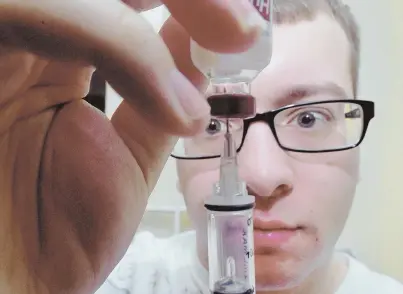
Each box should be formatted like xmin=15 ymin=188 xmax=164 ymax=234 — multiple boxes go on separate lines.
xmin=0 ymin=0 xmax=264 ymax=293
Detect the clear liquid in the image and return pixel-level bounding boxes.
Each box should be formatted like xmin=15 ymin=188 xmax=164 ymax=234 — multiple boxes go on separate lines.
xmin=190 ymin=0 xmax=273 ymax=84
xmin=190 ymin=34 xmax=272 ymax=83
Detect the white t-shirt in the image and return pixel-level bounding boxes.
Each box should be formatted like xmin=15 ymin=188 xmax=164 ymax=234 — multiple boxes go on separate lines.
xmin=95 ymin=231 xmax=403 ymax=294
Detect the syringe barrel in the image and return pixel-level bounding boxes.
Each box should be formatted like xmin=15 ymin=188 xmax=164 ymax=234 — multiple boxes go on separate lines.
xmin=205 ymin=205 xmax=256 ymax=294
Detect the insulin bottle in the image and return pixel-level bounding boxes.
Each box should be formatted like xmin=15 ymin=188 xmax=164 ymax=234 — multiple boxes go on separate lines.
xmin=190 ymin=0 xmax=274 ymax=98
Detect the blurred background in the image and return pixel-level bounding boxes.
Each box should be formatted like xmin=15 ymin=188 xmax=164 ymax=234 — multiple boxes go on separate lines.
xmin=85 ymin=1 xmax=403 ymax=282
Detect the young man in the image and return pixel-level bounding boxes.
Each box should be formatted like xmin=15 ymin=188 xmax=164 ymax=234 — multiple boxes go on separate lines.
xmin=96 ymin=0 xmax=403 ymax=293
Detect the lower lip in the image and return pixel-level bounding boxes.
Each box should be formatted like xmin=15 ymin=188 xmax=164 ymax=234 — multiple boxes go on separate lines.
xmin=254 ymin=229 xmax=299 ymax=248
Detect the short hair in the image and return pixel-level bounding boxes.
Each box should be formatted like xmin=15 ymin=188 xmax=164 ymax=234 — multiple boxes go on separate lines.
xmin=273 ymin=0 xmax=360 ymax=96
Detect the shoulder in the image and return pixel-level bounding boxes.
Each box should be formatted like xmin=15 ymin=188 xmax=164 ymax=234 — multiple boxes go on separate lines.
xmin=95 ymin=230 xmax=197 ymax=293
xmin=337 ymin=253 xmax=403 ymax=294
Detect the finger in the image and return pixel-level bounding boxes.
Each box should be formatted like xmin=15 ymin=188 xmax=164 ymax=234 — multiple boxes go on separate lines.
xmin=163 ymin=0 xmax=268 ymax=53
xmin=91 ymin=3 xmax=211 ymax=136
xmin=159 ymin=17 xmax=207 ymax=92
xmin=160 ymin=17 xmax=248 ymax=96
xmin=121 ymin=0 xmax=162 ymax=11
xmin=0 ymin=0 xmax=210 ymax=136
xmin=121 ymin=0 xmax=266 ymax=52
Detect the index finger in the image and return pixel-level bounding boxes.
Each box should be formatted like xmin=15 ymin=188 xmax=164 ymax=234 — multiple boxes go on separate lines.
xmin=122 ymin=0 xmax=268 ymax=53
xmin=121 ymin=0 xmax=162 ymax=11
xmin=163 ymin=0 xmax=268 ymax=53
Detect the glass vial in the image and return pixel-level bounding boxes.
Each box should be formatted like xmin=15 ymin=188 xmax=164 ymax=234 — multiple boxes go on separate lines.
xmin=190 ymin=0 xmax=274 ymax=97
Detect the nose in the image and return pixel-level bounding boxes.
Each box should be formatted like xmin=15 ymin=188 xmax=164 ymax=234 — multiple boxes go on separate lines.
xmin=238 ymin=122 xmax=294 ymax=200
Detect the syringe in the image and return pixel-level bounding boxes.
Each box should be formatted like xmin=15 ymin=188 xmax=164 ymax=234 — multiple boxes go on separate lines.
xmin=205 ymin=94 xmax=257 ymax=294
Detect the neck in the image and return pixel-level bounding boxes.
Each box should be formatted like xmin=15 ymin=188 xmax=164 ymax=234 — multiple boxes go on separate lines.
xmin=196 ymin=235 xmax=349 ymax=294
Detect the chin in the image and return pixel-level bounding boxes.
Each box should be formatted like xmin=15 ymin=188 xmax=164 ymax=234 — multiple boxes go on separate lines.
xmin=254 ymin=253 xmax=317 ymax=291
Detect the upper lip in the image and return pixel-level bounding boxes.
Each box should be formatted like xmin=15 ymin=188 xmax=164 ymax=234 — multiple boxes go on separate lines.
xmin=253 ymin=219 xmax=299 ymax=231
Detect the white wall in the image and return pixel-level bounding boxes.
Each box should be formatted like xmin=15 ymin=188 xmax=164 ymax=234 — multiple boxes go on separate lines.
xmin=333 ymin=0 xmax=403 ymax=281
xmin=106 ymin=2 xmax=403 ymax=281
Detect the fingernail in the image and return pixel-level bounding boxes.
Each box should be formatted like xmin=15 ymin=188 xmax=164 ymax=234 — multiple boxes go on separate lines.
xmin=170 ymin=69 xmax=210 ymax=120
xmin=229 ymin=0 xmax=268 ymax=32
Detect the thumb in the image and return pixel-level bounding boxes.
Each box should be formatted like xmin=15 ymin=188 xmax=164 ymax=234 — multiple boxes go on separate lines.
xmin=159 ymin=17 xmax=208 ymax=92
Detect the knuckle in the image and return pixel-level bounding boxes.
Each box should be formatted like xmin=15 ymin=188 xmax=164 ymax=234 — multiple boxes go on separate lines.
xmin=121 ymin=0 xmax=162 ymax=11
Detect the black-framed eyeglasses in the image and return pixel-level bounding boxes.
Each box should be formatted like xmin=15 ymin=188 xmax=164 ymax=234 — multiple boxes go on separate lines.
xmin=171 ymin=99 xmax=375 ymax=160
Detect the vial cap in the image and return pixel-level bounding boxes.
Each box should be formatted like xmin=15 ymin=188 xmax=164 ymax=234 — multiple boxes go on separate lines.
xmin=207 ymin=94 xmax=256 ymax=119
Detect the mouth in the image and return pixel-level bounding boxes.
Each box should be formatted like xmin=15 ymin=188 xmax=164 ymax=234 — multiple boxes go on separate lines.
xmin=253 ymin=219 xmax=299 ymax=231
xmin=253 ymin=219 xmax=302 ymax=249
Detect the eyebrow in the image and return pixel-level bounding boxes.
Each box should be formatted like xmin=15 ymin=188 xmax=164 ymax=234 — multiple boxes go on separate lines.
xmin=272 ymin=83 xmax=348 ymax=108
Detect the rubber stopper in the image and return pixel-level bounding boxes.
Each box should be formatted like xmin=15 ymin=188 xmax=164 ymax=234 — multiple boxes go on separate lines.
xmin=207 ymin=94 xmax=256 ymax=119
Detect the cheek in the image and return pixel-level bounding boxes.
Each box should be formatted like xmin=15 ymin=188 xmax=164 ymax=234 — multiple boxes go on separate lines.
xmin=302 ymin=166 xmax=356 ymax=230
xmin=291 ymin=150 xmax=359 ymax=245
xmin=177 ymin=160 xmax=220 ymax=230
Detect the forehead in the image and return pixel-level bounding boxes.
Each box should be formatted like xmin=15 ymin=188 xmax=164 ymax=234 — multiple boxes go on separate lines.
xmin=252 ymin=13 xmax=353 ymax=110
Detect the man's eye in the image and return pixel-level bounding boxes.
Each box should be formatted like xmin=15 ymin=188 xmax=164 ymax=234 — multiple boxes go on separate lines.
xmin=203 ymin=118 xmax=243 ymax=138
xmin=205 ymin=118 xmax=224 ymax=135
xmin=297 ymin=112 xmax=319 ymax=128
xmin=289 ymin=111 xmax=329 ymax=128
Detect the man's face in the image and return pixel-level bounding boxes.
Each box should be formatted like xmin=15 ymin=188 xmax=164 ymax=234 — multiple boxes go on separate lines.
xmin=176 ymin=13 xmax=360 ymax=290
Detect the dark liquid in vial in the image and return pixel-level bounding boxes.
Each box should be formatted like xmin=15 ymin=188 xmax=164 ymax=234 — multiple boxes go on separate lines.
xmin=212 ymin=289 xmax=254 ymax=294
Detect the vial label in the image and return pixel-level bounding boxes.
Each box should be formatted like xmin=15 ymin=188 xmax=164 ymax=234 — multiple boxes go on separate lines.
xmin=249 ymin=0 xmax=271 ymax=22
